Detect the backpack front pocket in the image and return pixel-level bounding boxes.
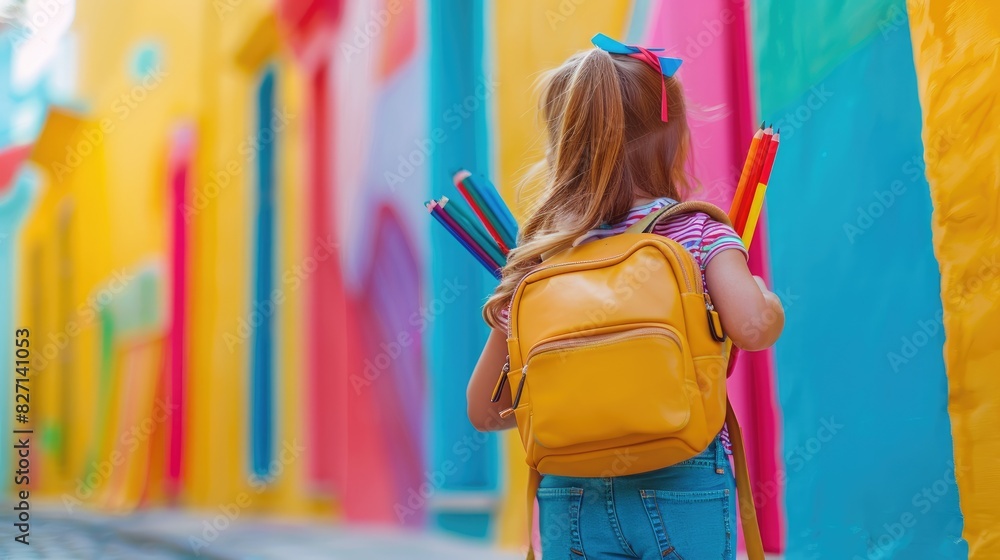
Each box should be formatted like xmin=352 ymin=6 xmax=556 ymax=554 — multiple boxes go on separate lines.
xmin=519 ymin=327 xmax=693 ymax=450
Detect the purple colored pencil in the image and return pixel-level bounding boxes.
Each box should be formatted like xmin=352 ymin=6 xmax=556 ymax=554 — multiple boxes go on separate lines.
xmin=427 ymin=201 xmax=501 ymax=278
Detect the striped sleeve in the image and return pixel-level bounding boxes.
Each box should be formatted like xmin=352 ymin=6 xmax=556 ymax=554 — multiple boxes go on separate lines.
xmin=648 ymin=212 xmax=748 ymax=270
xmin=699 ymin=216 xmax=748 ymax=270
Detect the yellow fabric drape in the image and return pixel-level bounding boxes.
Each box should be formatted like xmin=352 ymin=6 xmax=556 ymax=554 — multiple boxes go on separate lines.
xmin=907 ymin=2 xmax=1000 ymax=557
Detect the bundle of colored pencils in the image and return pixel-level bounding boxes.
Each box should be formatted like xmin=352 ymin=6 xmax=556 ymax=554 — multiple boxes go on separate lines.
xmin=729 ymin=123 xmax=780 ymax=248
xmin=425 ymin=170 xmax=519 ymax=279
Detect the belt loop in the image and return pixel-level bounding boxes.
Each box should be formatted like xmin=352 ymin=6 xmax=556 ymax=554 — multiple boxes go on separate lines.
xmin=715 ymin=433 xmax=725 ymax=474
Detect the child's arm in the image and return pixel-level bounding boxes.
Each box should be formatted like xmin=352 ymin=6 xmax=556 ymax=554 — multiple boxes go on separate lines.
xmin=466 ymin=329 xmax=517 ymax=432
xmin=705 ymin=249 xmax=785 ymax=351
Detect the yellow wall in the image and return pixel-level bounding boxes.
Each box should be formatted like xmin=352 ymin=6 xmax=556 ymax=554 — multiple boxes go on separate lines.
xmin=908 ymin=1 xmax=1000 ymax=557
xmin=20 ymin=0 xmax=312 ymax=516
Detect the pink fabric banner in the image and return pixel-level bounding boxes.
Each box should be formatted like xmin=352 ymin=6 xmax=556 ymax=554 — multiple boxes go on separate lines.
xmin=644 ymin=0 xmax=784 ymax=551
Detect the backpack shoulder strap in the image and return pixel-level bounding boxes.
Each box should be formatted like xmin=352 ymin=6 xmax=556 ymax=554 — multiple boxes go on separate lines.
xmin=727 ymin=398 xmax=765 ymax=559
xmin=626 ymin=200 xmax=732 ymax=234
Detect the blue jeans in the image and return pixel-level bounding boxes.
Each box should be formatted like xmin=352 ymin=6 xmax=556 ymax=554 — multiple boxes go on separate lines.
xmin=537 ymin=435 xmax=737 ymax=559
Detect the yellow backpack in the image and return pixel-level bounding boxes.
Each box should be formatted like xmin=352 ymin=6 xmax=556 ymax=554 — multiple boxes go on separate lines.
xmin=493 ymin=201 xmax=764 ymax=560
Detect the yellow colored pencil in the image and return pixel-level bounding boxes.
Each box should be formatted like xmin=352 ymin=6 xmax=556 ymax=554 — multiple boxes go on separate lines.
xmin=729 ymin=124 xmax=765 ymax=225
xmin=741 ymin=181 xmax=768 ymax=247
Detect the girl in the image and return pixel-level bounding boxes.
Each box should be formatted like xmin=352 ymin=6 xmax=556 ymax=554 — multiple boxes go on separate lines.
xmin=467 ymin=40 xmax=784 ymax=559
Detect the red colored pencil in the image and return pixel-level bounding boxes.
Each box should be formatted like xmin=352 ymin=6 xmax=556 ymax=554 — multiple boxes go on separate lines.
xmin=758 ymin=131 xmax=780 ymax=185
xmin=453 ymin=171 xmax=511 ymax=254
xmin=729 ymin=124 xmax=764 ymax=225
xmin=735 ymin=126 xmax=773 ymax=234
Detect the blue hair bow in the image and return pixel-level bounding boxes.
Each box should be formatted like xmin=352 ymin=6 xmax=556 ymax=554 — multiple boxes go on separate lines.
xmin=591 ymin=33 xmax=682 ymax=121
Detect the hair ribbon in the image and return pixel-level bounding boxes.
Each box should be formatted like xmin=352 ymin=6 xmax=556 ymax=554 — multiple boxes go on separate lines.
xmin=591 ymin=33 xmax=682 ymax=122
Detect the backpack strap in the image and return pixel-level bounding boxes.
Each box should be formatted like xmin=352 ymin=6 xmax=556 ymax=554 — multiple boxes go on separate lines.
xmin=525 ymin=467 xmax=541 ymax=560
xmin=728 ymin=398 xmax=766 ymax=560
xmin=626 ymin=200 xmax=732 ymax=234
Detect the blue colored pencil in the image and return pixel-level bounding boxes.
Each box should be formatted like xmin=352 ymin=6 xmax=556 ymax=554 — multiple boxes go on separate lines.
xmin=440 ymin=196 xmax=506 ymax=266
xmin=469 ymin=173 xmax=519 ymax=243
xmin=427 ymin=201 xmax=502 ymax=279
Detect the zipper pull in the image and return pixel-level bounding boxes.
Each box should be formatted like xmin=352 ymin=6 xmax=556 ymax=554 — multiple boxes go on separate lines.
xmin=490 ymin=359 xmax=511 ymax=403
xmin=499 ymin=366 xmax=527 ymax=418
xmin=705 ymin=293 xmax=726 ymax=342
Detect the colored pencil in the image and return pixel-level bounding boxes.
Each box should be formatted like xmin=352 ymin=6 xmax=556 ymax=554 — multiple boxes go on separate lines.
xmin=428 ymin=201 xmax=501 ymax=277
xmin=455 ymin=171 xmax=516 ymax=249
xmin=453 ymin=172 xmax=512 ymax=253
xmin=758 ymin=131 xmax=780 ymax=185
xmin=741 ymin=132 xmax=780 ymax=247
xmin=729 ymin=124 xmax=764 ymax=225
xmin=439 ymin=196 xmax=506 ymax=266
xmin=469 ymin=173 xmax=519 ymax=243
xmin=457 ymin=172 xmax=515 ymax=249
xmin=735 ymin=126 xmax=772 ymax=233
xmin=432 ymin=199 xmax=499 ymax=269
xmin=741 ymin=182 xmax=768 ymax=247
xmin=427 ymin=201 xmax=500 ymax=277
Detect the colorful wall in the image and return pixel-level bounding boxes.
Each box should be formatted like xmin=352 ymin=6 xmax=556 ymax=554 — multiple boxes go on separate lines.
xmin=1 ymin=0 xmax=997 ymax=558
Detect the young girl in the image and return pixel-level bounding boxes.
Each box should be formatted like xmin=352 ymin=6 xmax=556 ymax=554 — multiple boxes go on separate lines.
xmin=467 ymin=40 xmax=784 ymax=560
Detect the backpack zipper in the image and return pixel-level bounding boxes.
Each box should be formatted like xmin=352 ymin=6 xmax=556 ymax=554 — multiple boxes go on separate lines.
xmin=490 ymin=359 xmax=511 ymax=403
xmin=498 ymin=327 xmax=682 ymax=418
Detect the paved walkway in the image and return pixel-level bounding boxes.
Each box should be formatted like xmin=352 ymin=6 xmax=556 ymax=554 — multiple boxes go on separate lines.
xmin=1 ymin=506 xmax=779 ymax=559
xmin=0 ymin=506 xmax=521 ymax=559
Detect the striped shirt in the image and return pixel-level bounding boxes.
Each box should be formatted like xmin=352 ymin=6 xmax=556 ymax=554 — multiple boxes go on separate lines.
xmin=573 ymin=197 xmax=748 ymax=287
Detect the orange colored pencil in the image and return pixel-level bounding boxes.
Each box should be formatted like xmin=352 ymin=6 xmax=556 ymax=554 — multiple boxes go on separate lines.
xmin=735 ymin=126 xmax=773 ymax=234
xmin=729 ymin=124 xmax=764 ymax=226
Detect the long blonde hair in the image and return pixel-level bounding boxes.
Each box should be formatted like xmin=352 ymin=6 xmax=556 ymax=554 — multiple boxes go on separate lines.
xmin=483 ymin=48 xmax=693 ymax=329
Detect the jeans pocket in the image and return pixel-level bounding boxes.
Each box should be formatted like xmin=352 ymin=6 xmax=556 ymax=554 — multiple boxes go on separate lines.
xmin=640 ymin=488 xmax=734 ymax=560
xmin=536 ymin=487 xmax=586 ymax=559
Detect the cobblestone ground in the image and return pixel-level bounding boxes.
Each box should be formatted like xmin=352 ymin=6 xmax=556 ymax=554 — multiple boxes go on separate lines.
xmin=0 ymin=506 xmax=522 ymax=560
